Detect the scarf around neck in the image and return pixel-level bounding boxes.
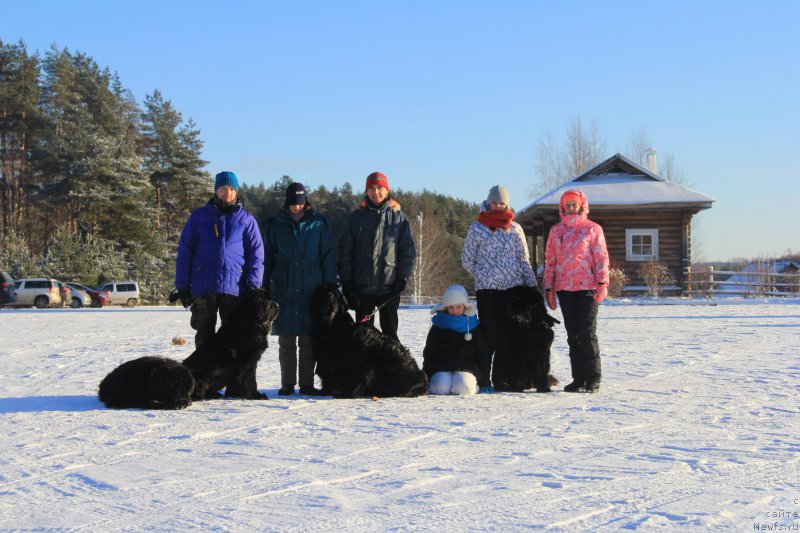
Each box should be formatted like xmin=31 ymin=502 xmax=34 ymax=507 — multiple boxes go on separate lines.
xmin=477 ymin=208 xmax=514 ymax=230
xmin=432 ymin=312 xmax=480 ymax=334
xmin=212 ymin=196 xmax=239 ymax=213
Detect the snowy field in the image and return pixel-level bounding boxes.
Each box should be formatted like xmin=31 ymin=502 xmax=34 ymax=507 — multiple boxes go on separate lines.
xmin=1 ymin=298 xmax=798 ymax=531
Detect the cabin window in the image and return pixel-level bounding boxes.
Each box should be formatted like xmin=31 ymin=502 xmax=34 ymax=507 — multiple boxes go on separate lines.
xmin=626 ymin=229 xmax=659 ymax=261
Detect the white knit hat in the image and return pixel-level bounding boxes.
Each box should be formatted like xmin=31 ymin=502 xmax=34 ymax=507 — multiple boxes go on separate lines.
xmin=431 ymin=284 xmax=477 ymax=316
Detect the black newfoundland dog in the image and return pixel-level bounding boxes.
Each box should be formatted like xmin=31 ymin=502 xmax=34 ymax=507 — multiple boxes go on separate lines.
xmin=98 ymin=288 xmax=279 ymax=409
xmin=182 ymin=288 xmax=279 ymax=400
xmin=99 ymin=356 xmax=195 ymax=410
xmin=311 ymin=284 xmax=428 ymax=399
xmin=493 ymin=285 xmax=560 ymax=393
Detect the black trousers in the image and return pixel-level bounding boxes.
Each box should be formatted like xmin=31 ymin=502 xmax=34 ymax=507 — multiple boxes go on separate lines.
xmin=557 ymin=290 xmax=602 ymax=384
xmin=354 ymin=293 xmax=401 ymax=341
xmin=190 ymin=293 xmax=239 ymax=349
xmin=476 ymin=289 xmax=511 ymax=389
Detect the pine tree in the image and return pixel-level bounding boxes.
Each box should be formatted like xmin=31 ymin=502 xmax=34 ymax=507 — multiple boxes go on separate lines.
xmin=0 ymin=39 xmax=42 ymax=239
xmin=33 ymin=47 xmax=150 ymax=250
xmin=140 ymin=89 xmax=210 ymax=242
xmin=0 ymin=229 xmax=37 ymax=278
xmin=36 ymin=229 xmax=127 ymax=285
xmin=124 ymin=240 xmax=170 ymax=305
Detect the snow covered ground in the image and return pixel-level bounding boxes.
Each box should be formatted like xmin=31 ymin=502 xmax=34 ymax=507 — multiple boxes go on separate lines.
xmin=1 ymin=298 xmax=798 ymax=531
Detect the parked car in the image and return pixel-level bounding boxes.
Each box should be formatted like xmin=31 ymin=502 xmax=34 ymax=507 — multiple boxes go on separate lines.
xmin=11 ymin=278 xmax=62 ymax=308
xmin=65 ymin=284 xmax=92 ymax=308
xmin=65 ymin=282 xmax=110 ymax=308
xmin=56 ymin=281 xmax=72 ymax=307
xmin=1 ymin=271 xmax=17 ymax=307
xmin=97 ymin=281 xmax=140 ymax=307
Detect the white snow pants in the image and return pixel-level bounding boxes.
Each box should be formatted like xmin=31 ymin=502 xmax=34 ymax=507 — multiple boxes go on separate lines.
xmin=429 ymin=371 xmax=478 ymax=395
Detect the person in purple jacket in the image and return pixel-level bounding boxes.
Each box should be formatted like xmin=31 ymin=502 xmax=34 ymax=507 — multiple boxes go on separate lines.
xmin=173 ymin=171 xmax=265 ymax=348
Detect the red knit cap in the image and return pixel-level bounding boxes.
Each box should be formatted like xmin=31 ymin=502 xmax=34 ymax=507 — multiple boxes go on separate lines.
xmin=561 ymin=192 xmax=582 ymax=207
xmin=366 ymin=171 xmax=390 ymax=192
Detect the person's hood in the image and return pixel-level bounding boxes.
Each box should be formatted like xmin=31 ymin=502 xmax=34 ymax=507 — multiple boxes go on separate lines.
xmin=360 ymin=197 xmax=401 ymax=213
xmin=558 ymin=189 xmax=590 ymax=224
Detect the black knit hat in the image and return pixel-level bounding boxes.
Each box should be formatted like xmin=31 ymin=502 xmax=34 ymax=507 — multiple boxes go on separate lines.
xmin=284 ymin=182 xmax=307 ymax=207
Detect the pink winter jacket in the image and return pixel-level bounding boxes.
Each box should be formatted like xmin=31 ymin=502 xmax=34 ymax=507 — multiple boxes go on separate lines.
xmin=543 ymin=189 xmax=609 ymax=292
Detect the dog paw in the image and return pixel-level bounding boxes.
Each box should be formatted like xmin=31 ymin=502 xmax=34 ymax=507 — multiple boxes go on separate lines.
xmin=195 ymin=390 xmax=222 ymax=400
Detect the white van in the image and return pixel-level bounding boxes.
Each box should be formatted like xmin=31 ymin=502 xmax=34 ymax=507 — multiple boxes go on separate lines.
xmin=97 ymin=281 xmax=140 ymax=307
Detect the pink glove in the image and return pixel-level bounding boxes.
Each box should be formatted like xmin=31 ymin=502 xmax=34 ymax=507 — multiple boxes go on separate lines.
xmin=594 ymin=285 xmax=608 ymax=302
xmin=545 ymin=290 xmax=557 ymax=310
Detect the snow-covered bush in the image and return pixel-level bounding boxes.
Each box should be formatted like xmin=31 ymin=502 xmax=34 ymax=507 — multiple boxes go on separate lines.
xmin=638 ymin=261 xmax=676 ymax=297
xmin=125 ymin=242 xmax=172 ymax=305
xmin=37 ymin=230 xmax=127 ymax=285
xmin=607 ymin=266 xmax=628 ymax=299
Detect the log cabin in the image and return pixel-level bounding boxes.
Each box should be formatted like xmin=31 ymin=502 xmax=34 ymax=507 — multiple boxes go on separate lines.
xmin=516 ymin=152 xmax=714 ymax=295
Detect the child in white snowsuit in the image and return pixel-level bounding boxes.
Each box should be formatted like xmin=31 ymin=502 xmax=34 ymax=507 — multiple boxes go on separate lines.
xmin=422 ymin=285 xmax=493 ymax=395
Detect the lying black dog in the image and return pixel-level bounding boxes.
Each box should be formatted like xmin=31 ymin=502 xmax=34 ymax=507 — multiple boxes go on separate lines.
xmin=182 ymin=288 xmax=279 ymax=400
xmin=494 ymin=285 xmax=560 ymax=392
xmin=311 ymin=284 xmax=428 ymax=399
xmin=98 ymin=356 xmax=195 ymax=410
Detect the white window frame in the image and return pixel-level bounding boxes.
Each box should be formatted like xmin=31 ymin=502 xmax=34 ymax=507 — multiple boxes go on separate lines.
xmin=626 ymin=229 xmax=659 ymax=261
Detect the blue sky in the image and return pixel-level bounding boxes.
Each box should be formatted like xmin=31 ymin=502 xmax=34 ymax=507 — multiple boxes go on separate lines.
xmin=3 ymin=0 xmax=798 ymax=261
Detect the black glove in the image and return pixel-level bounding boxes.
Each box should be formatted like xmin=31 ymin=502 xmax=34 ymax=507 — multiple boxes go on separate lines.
xmin=169 ymin=289 xmax=193 ymax=308
xmin=239 ymin=285 xmax=254 ymax=298
xmin=393 ymin=278 xmax=407 ymax=294
xmin=341 ymin=282 xmax=359 ymax=311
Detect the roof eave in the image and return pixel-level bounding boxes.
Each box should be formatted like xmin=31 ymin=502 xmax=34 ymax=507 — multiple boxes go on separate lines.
xmin=517 ymin=202 xmax=714 ymax=223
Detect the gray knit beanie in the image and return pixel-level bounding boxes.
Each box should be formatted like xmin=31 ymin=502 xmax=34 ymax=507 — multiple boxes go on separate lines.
xmin=487 ymin=185 xmax=510 ymax=205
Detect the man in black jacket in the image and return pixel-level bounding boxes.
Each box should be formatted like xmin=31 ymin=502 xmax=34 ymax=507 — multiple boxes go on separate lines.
xmin=338 ymin=171 xmax=416 ymax=340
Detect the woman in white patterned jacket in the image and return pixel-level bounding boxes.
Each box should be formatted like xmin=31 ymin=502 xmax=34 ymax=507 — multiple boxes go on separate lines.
xmin=461 ymin=185 xmax=537 ymax=392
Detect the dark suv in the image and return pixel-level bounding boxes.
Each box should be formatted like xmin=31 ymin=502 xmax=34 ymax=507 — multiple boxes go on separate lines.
xmin=0 ymin=271 xmax=16 ymax=307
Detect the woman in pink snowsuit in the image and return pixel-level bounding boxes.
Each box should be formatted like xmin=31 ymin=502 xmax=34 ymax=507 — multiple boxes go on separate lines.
xmin=544 ymin=189 xmax=609 ymax=393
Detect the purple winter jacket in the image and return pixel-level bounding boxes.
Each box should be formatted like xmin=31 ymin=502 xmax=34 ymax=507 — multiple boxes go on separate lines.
xmin=175 ymin=198 xmax=264 ymax=298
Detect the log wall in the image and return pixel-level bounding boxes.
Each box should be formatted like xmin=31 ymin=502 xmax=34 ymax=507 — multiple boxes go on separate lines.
xmin=528 ymin=209 xmax=696 ymax=291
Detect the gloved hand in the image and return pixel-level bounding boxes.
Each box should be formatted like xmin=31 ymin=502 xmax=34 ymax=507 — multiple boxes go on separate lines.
xmin=239 ymin=285 xmax=260 ymax=298
xmin=479 ymin=385 xmax=495 ymax=394
xmin=545 ymin=289 xmax=557 ymax=311
xmin=593 ymin=285 xmax=608 ymax=303
xmin=341 ymin=282 xmax=358 ymax=311
xmin=169 ymin=288 xmax=193 ymax=308
xmin=341 ymin=281 xmax=353 ymax=298
xmin=393 ymin=278 xmax=407 ymax=294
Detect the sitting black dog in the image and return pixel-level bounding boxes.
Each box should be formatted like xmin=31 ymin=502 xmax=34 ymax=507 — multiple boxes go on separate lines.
xmin=182 ymin=288 xmax=279 ymax=400
xmin=311 ymin=284 xmax=428 ymax=399
xmin=494 ymin=285 xmax=560 ymax=392
xmin=98 ymin=356 xmax=195 ymax=410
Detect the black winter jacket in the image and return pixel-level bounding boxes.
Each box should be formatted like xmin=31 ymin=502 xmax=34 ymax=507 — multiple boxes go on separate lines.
xmin=422 ymin=323 xmax=492 ymax=387
xmin=338 ymin=198 xmax=416 ymax=295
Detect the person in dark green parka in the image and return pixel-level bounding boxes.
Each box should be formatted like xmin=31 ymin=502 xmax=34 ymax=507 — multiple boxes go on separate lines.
xmin=338 ymin=171 xmax=416 ymax=341
xmin=262 ymin=183 xmax=337 ymax=396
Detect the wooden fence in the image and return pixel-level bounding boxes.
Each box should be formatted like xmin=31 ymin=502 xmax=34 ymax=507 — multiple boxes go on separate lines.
xmin=683 ymin=267 xmax=800 ymax=297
